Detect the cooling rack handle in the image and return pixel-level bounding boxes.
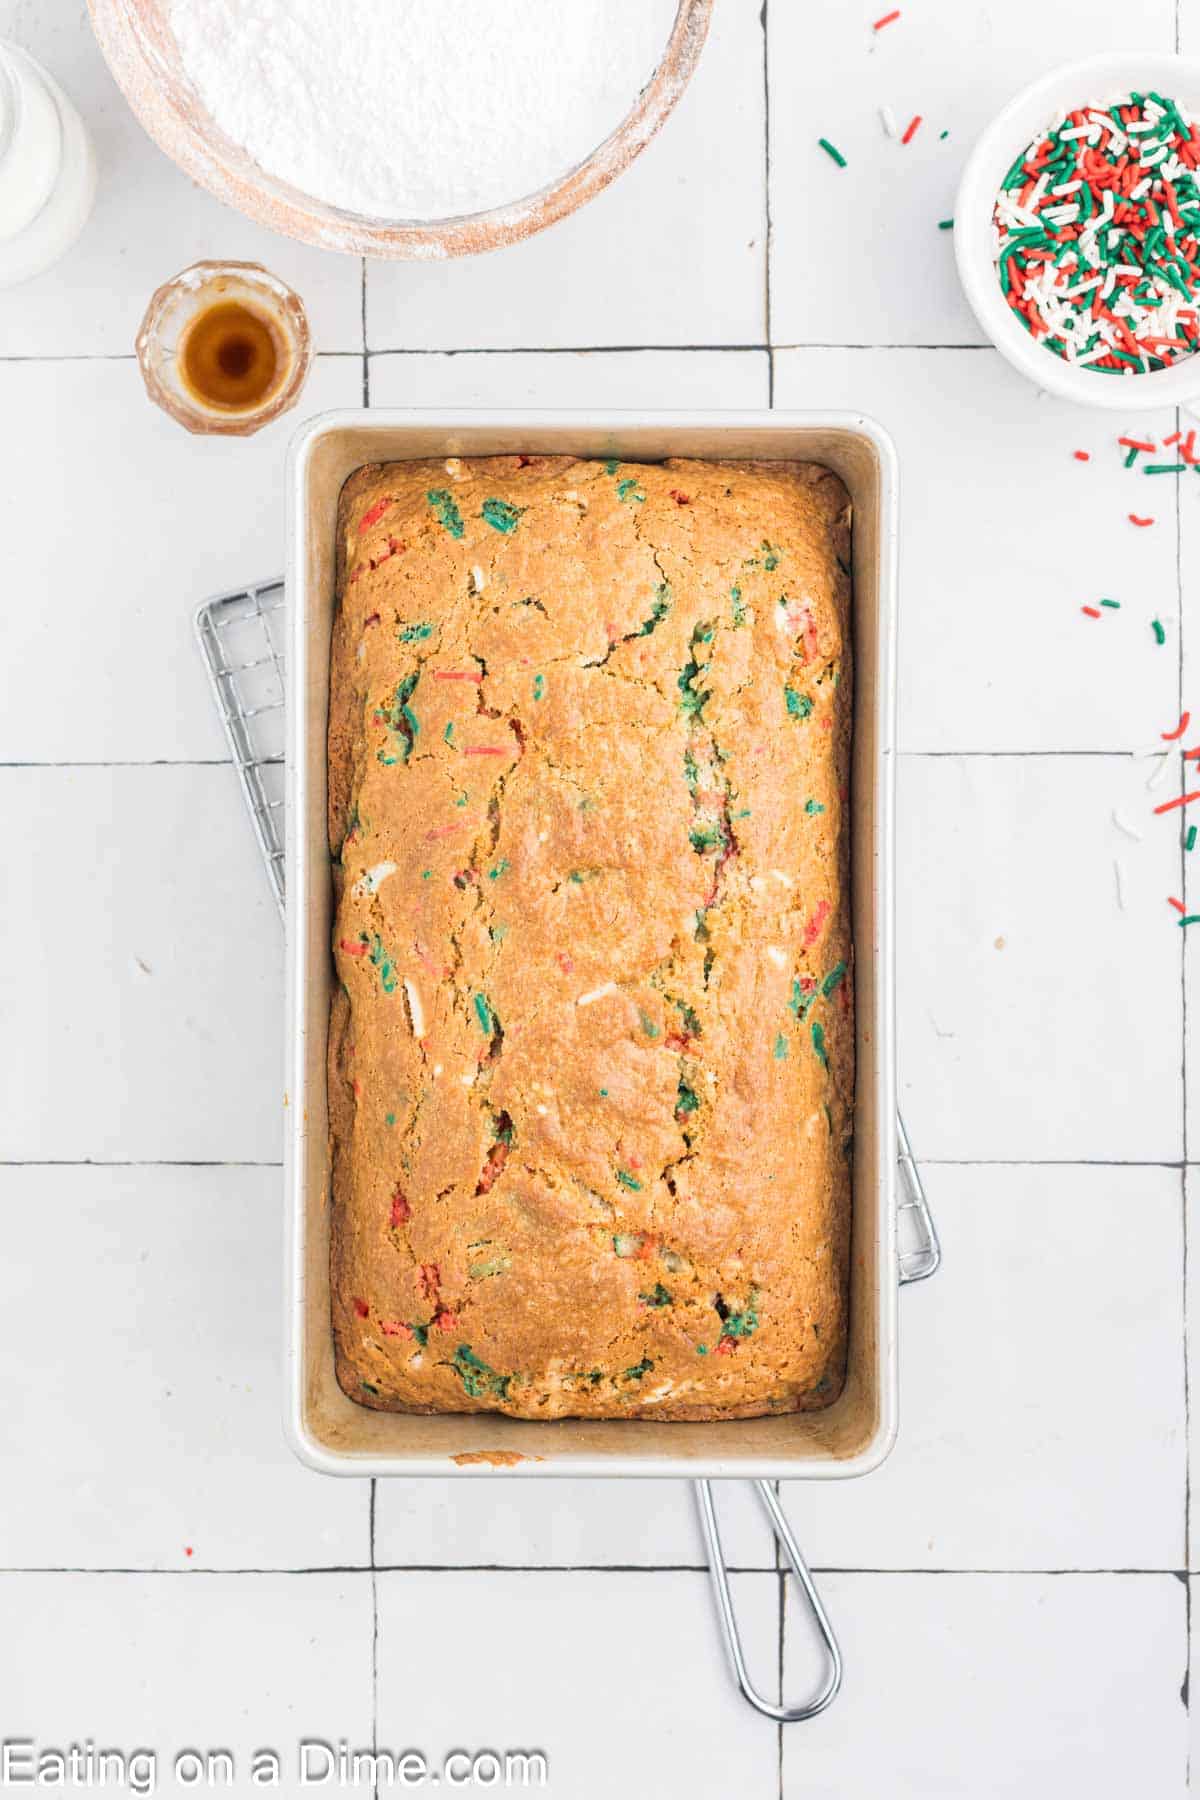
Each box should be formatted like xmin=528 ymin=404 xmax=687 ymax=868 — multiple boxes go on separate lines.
xmin=897 ymin=1108 xmax=942 ymax=1284
xmin=700 ymin=1112 xmax=941 ymax=1722
xmin=695 ymin=1478 xmax=843 ymax=1724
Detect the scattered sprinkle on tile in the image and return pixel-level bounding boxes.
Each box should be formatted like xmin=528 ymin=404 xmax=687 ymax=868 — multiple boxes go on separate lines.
xmin=1099 ymin=598 xmax=1120 ymax=609
xmin=1152 ymin=619 xmax=1167 ymax=645
xmin=1081 ymin=605 xmax=1102 ymax=619
xmin=1113 ymin=809 xmax=1143 ymax=841
xmin=1169 ymin=895 xmax=1187 ymax=914
xmin=1187 ymin=825 xmax=1197 ymax=852
xmin=900 ymin=113 xmax=922 ymax=145
xmin=1143 ymin=462 xmax=1187 ymax=475
xmin=880 ymin=105 xmax=898 ymax=138
xmin=938 ymin=218 xmax=954 ymax=230
xmin=939 ymin=128 xmax=949 ymax=140
xmin=1179 ymin=914 xmax=1200 ymax=927
xmin=873 ymin=7 xmax=901 ymax=27
xmin=1129 ymin=515 xmax=1155 ymax=527
xmin=1073 ymin=449 xmax=1090 ymax=461
xmin=1162 ymin=711 xmax=1191 ymax=742
xmin=1119 ymin=438 xmax=1157 ymax=453
xmin=1154 ymin=788 xmax=1200 ymax=815
xmin=818 ymin=137 xmax=848 ymax=168
xmin=1113 ymin=857 xmax=1126 ymax=910
xmin=1147 ymin=753 xmax=1172 ymax=791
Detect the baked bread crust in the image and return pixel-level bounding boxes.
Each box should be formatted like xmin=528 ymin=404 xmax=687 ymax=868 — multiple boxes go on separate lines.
xmin=328 ymin=455 xmax=853 ymax=1420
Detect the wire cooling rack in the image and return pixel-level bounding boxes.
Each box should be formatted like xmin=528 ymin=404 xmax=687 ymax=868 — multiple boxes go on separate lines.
xmin=195 ymin=574 xmax=942 ymax=1725
xmin=195 ymin=578 xmax=287 ymax=916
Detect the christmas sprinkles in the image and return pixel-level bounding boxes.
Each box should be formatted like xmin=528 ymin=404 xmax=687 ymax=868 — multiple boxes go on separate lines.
xmin=994 ymin=91 xmax=1200 ymax=375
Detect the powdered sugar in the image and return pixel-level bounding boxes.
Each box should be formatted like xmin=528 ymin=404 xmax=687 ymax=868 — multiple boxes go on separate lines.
xmin=170 ymin=0 xmax=677 ymax=221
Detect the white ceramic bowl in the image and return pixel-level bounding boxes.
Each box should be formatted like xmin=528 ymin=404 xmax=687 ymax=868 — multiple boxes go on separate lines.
xmin=956 ymin=51 xmax=1200 ymax=410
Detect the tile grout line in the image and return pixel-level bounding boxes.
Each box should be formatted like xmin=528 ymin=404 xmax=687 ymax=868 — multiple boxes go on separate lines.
xmin=3 ymin=1564 xmax=1188 ymax=1577
xmin=0 ymin=1160 xmax=287 ymax=1169
xmin=367 ymin=343 xmax=774 ymax=359
xmin=359 ymin=341 xmax=993 ymax=358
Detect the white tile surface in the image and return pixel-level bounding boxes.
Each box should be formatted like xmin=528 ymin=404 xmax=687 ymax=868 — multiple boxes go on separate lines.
xmin=898 ymin=754 xmax=1183 ymax=1162
xmin=0 ymin=766 xmax=281 ymax=1162
xmin=783 ymin=1572 xmax=1187 ymax=1798
xmin=790 ymin=1164 xmax=1185 ymax=1571
xmin=1188 ymin=1167 xmax=1200 ymax=1569
xmin=377 ymin=1570 xmax=779 ymax=1798
xmin=368 ymin=347 xmax=770 ymax=410
xmin=0 ymin=1572 xmax=373 ymax=1793
xmin=0 ymin=5 xmax=363 ymax=354
xmin=365 ymin=0 xmax=766 ymax=351
xmin=0 ymin=356 xmax=358 ymax=764
xmin=1187 ymin=936 xmax=1199 ymax=1157
xmin=1190 ymin=1578 xmax=1200 ymax=1789
xmin=768 ymin=0 xmax=1177 ymax=347
xmin=1175 ymin=497 xmax=1200 ymax=1156
xmin=773 ymin=348 xmax=1180 ymax=752
xmin=0 ymin=1165 xmax=366 ymax=1571
xmin=376 ymin=1474 xmax=773 ymax=1570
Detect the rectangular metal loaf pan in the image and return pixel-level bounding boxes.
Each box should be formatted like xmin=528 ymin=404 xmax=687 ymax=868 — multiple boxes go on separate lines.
xmin=285 ymin=409 xmax=898 ymax=1479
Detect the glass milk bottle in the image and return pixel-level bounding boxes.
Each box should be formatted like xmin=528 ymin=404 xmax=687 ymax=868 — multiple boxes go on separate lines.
xmin=0 ymin=40 xmax=96 ymax=287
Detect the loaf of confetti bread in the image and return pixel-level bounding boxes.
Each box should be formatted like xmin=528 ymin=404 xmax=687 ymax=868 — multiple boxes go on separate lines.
xmin=328 ymin=454 xmax=853 ymax=1420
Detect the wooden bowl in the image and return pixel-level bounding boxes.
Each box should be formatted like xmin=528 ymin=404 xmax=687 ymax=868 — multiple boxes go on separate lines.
xmin=86 ymin=0 xmax=713 ymax=260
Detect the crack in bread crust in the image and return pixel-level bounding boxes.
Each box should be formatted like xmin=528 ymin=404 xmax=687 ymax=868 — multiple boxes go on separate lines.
xmin=328 ymin=454 xmax=853 ymax=1421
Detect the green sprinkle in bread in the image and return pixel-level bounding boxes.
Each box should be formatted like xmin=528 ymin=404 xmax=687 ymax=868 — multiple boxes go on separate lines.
xmin=452 ymin=1344 xmax=511 ymax=1399
xmin=482 ymin=497 xmax=522 ymax=534
xmin=427 ymin=489 xmax=464 ymax=538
